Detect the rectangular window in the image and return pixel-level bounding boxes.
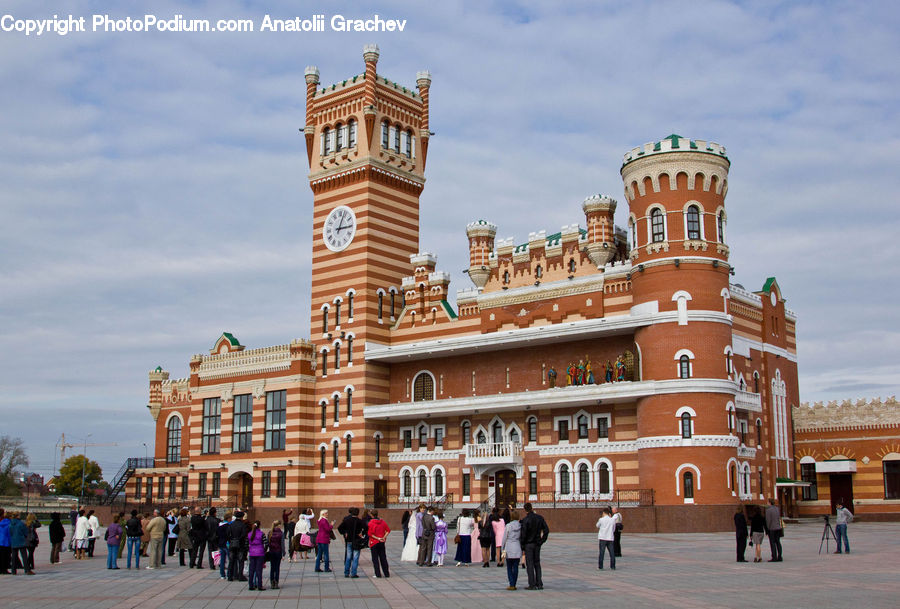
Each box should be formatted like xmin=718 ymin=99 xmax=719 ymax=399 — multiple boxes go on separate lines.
xmin=528 ymin=418 xmax=537 ymax=443
xmin=884 ymin=461 xmax=900 ymax=500
xmin=462 ymin=473 xmax=471 ymax=497
xmin=277 ymin=470 xmax=286 ymax=497
xmin=435 ymin=428 xmax=444 ymax=447
xmin=158 ymin=477 xmax=165 ymax=500
xmin=169 ymin=476 xmax=176 ymax=498
xmin=212 ymin=472 xmax=221 ymax=498
xmin=202 ymin=397 xmax=221 ymax=454
xmin=146 ymin=478 xmax=152 ymax=502
xmin=232 ymin=394 xmax=253 ymax=453
xmin=597 ymin=418 xmax=609 ymax=439
xmin=265 ymin=390 xmax=287 ymax=451
xmin=529 ymin=471 xmax=538 ymax=496
xmin=198 ymin=472 xmax=208 ymax=498
xmin=261 ymin=471 xmax=271 ymax=498
xmin=135 ymin=477 xmax=142 ymax=499
xmin=558 ymin=419 xmax=569 ymax=443
xmin=403 ymin=429 xmax=412 ymax=449
xmin=800 ymin=463 xmax=817 ymax=500
xmin=181 ymin=476 xmax=188 ymax=499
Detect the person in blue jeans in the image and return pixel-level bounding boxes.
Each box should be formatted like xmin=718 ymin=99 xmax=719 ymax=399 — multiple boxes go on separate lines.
xmin=315 ymin=510 xmax=334 ymax=572
xmin=337 ymin=508 xmax=363 ymax=578
xmin=834 ymin=502 xmax=853 ymax=554
xmin=106 ymin=515 xmax=123 ymax=569
xmin=124 ymin=510 xmax=143 ymax=569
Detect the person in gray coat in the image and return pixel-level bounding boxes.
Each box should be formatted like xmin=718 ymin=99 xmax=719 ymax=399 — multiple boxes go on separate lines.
xmin=764 ymin=498 xmax=783 ymax=562
xmin=501 ymin=509 xmax=523 ymax=590
xmin=416 ymin=507 xmax=435 ymax=566
xmin=834 ymin=502 xmax=853 ymax=554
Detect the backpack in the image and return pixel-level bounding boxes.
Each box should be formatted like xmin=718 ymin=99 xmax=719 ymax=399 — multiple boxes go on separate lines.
xmin=25 ymin=525 xmax=38 ymax=547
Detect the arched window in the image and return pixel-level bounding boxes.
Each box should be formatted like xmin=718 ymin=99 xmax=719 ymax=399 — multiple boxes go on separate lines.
xmin=528 ymin=417 xmax=537 ymax=443
xmin=651 ymin=208 xmax=665 ymax=243
xmin=730 ymin=464 xmax=736 ymax=493
xmin=166 ymin=417 xmax=181 ymax=463
xmin=681 ymin=412 xmax=692 ymax=439
xmin=390 ymin=291 xmax=396 ymax=318
xmin=347 ymin=337 xmax=353 ymax=365
xmin=320 ymin=402 xmax=327 ymax=429
xmin=413 ymin=373 xmax=434 ymax=401
xmin=381 ymin=120 xmax=389 ymax=148
xmin=403 ymin=471 xmax=411 ymax=497
xmin=418 ymin=470 xmax=427 ymax=496
xmin=577 ymin=415 xmax=589 ymax=439
xmin=756 ymin=419 xmax=762 ymax=446
xmin=559 ymin=464 xmax=571 ymax=495
xmin=753 ymin=372 xmax=760 ymax=394
xmin=683 ymin=471 xmax=694 ymax=499
xmin=320 ymin=446 xmax=326 ymax=474
xmin=598 ymin=463 xmax=610 ymax=494
xmin=418 ymin=425 xmax=428 ymax=448
xmin=323 ymin=127 xmax=332 ymax=154
xmin=461 ymin=422 xmax=471 ymax=445
xmin=717 ymin=211 xmax=725 ymax=243
xmin=347 ymin=292 xmax=354 ymax=318
xmin=434 ymin=470 xmax=444 ymax=496
xmin=405 ymin=129 xmax=413 ymax=156
xmin=477 ymin=431 xmax=486 ymax=444
xmin=348 ymin=119 xmax=357 ymax=148
xmin=568 ymin=258 xmax=576 ymax=274
xmin=333 ymin=395 xmax=340 ymax=423
xmin=393 ymin=125 xmax=401 ymax=153
xmin=509 ymin=428 xmax=520 ymax=444
xmin=334 ymin=344 xmax=341 ymax=370
xmin=679 ymin=355 xmax=691 ymax=379
xmin=334 ymin=301 xmax=341 ymax=327
xmin=492 ymin=422 xmax=503 ymax=444
xmin=686 ymin=205 xmax=701 ymax=240
xmin=377 ymin=292 xmax=384 ymax=320
xmin=321 ymin=350 xmax=328 ymax=376
xmin=322 ymin=306 xmax=329 ymax=333
xmin=332 ymin=441 xmax=339 ymax=469
xmin=630 ymin=221 xmax=637 ymax=248
xmin=727 ymin=407 xmax=735 ymax=432
xmin=346 ymin=388 xmax=353 ymax=417
xmin=345 ymin=437 xmax=352 ymax=463
xmin=335 ymin=122 xmax=344 ymax=150
xmin=535 ymin=265 xmax=543 ymax=279
xmin=503 ymin=270 xmax=510 ymax=285
xmin=578 ymin=463 xmax=590 ymax=495
xmin=374 ymin=435 xmax=380 ymax=464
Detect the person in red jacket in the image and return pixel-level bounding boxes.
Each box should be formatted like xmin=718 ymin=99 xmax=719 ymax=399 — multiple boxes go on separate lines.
xmin=367 ymin=510 xmax=391 ymax=578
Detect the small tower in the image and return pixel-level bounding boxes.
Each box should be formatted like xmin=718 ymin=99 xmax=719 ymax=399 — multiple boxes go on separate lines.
xmin=581 ymin=194 xmax=617 ymax=268
xmin=465 ymin=220 xmax=497 ymax=289
xmin=148 ymin=366 xmax=169 ymax=422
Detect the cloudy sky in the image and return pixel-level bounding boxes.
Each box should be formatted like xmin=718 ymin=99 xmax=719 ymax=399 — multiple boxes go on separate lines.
xmin=2 ymin=0 xmax=898 ymax=481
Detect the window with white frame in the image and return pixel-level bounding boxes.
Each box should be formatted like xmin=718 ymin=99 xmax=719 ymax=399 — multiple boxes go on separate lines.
xmin=413 ymin=372 xmax=434 ymax=401
xmin=681 ymin=412 xmax=692 ymax=438
xmin=650 ymin=208 xmax=665 ymax=243
xmin=686 ymin=204 xmax=701 ymax=240
xmin=527 ymin=417 xmax=537 ymax=443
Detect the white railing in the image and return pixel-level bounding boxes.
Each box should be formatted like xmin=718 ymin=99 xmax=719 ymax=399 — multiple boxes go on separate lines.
xmin=465 ymin=441 xmax=522 ymax=464
xmin=735 ymin=389 xmax=762 ymax=412
xmin=737 ymin=445 xmax=757 ymax=459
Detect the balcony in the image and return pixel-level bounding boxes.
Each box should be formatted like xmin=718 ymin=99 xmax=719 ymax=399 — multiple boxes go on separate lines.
xmin=465 ymin=441 xmax=523 ymax=478
xmin=734 ymin=389 xmax=762 ymax=412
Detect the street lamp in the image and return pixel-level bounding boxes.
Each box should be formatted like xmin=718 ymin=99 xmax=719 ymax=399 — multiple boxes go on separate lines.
xmin=79 ymin=434 xmax=92 ymax=506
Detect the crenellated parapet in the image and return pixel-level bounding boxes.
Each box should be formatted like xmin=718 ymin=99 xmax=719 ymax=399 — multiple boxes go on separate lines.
xmin=794 ymin=396 xmax=900 ymax=431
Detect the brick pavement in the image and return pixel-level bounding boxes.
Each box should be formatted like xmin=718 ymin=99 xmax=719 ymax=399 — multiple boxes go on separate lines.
xmin=3 ymin=521 xmax=899 ymax=608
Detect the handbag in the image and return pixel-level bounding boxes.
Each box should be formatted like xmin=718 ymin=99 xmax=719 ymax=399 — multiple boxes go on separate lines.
xmin=352 ymin=536 xmax=368 ymax=550
xmin=328 ymin=529 xmax=336 ymax=541
xmin=453 ymin=534 xmax=461 ymax=544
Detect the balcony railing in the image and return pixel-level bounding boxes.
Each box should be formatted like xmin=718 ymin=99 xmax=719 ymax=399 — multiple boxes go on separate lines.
xmin=734 ymin=389 xmax=762 ymax=412
xmin=465 ymin=441 xmax=522 ymax=464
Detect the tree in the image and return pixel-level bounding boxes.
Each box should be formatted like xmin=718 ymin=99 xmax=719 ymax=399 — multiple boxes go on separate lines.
xmin=0 ymin=435 xmax=29 ymax=495
xmin=56 ymin=455 xmax=103 ymax=497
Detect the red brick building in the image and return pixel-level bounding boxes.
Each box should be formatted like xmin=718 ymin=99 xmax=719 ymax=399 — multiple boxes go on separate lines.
xmin=123 ymin=46 xmax=800 ymax=531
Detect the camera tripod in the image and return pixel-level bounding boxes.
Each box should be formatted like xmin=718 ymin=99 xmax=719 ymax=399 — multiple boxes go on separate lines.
xmin=818 ymin=515 xmax=836 ymax=554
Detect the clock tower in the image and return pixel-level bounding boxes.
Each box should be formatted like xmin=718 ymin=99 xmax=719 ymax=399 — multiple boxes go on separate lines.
xmin=303 ymin=45 xmax=431 ymax=504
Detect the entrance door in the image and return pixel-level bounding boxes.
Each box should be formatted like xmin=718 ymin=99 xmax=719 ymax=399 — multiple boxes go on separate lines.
xmin=829 ymin=474 xmax=854 ymax=513
xmin=241 ymin=474 xmax=254 ymax=508
xmin=374 ymin=480 xmax=387 ymax=508
xmin=495 ymin=470 xmax=517 ymax=508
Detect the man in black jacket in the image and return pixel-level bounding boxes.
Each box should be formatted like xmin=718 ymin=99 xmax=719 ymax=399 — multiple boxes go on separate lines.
xmin=205 ymin=507 xmax=220 ymax=570
xmin=519 ymin=502 xmax=549 ymax=590
xmin=227 ymin=511 xmax=248 ymax=581
xmin=188 ymin=507 xmax=208 ymax=568
xmin=337 ymin=507 xmax=365 ymax=578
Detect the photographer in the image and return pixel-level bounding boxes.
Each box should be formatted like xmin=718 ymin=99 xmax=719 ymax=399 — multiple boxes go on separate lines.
xmin=834 ymin=502 xmax=853 ymax=554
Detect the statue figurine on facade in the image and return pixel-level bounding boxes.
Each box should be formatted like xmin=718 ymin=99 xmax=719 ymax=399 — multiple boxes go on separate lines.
xmin=615 ymin=355 xmax=626 ymax=382
xmin=547 ymin=366 xmax=557 ymax=388
xmin=605 ymin=360 xmax=613 ymax=383
xmin=576 ymin=359 xmax=586 ymax=385
xmin=585 ymin=355 xmax=595 ymax=385
xmin=566 ymin=362 xmax=576 ymax=386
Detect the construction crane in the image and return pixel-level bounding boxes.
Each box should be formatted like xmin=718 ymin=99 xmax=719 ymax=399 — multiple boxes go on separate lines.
xmin=56 ymin=433 xmax=118 ymax=474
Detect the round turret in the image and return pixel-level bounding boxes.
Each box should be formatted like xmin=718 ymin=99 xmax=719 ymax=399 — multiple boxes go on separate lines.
xmin=466 ymin=220 xmax=498 ymax=289
xmin=581 ymin=194 xmax=617 ymax=268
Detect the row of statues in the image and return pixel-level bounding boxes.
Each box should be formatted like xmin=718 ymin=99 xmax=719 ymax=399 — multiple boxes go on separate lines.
xmin=547 ymin=355 xmax=627 ymax=388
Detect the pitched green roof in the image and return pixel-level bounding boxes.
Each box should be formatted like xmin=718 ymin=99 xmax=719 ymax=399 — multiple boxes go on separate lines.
xmin=221 ymin=332 xmax=241 ymax=347
xmin=761 ymin=277 xmax=778 ymax=293
xmin=440 ymin=300 xmax=458 ymax=320
xmin=516 ymin=228 xmax=587 ymax=252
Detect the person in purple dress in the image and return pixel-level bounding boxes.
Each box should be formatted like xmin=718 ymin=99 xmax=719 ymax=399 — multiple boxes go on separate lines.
xmin=433 ymin=510 xmax=448 ymax=566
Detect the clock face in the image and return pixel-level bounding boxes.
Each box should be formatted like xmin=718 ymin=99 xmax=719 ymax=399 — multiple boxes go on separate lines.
xmin=323 ymin=205 xmax=356 ymax=252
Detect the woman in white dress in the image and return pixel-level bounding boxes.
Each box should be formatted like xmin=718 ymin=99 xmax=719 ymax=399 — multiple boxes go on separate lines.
xmin=400 ymin=516 xmax=419 ymax=562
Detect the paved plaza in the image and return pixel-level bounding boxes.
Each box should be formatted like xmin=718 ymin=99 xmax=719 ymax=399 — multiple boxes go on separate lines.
xmin=4 ymin=521 xmax=899 ymax=609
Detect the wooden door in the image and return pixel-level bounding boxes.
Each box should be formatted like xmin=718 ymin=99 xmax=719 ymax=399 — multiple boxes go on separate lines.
xmin=374 ymin=480 xmax=387 ymax=508
xmin=829 ymin=474 xmax=854 ymax=513
xmin=241 ymin=474 xmax=254 ymax=508
xmin=495 ymin=470 xmax=517 ymax=508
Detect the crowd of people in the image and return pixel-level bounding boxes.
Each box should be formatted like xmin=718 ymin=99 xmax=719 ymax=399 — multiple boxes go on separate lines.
xmin=2 ymin=497 xmax=846 ymax=589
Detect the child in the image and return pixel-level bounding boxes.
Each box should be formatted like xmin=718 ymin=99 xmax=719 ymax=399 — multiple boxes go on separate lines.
xmin=433 ymin=509 xmax=448 ymax=566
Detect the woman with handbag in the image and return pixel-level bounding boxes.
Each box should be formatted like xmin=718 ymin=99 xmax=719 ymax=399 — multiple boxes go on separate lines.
xmin=268 ymin=521 xmax=284 ymax=589
xmin=454 ymin=509 xmax=474 ymax=566
xmin=293 ymin=508 xmax=314 ymax=560
xmin=314 ymin=509 xmax=334 ymax=572
xmin=501 ymin=509 xmax=522 ymax=589
xmin=105 ymin=514 xmax=123 ymax=569
xmin=247 ymin=521 xmax=267 ymax=591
